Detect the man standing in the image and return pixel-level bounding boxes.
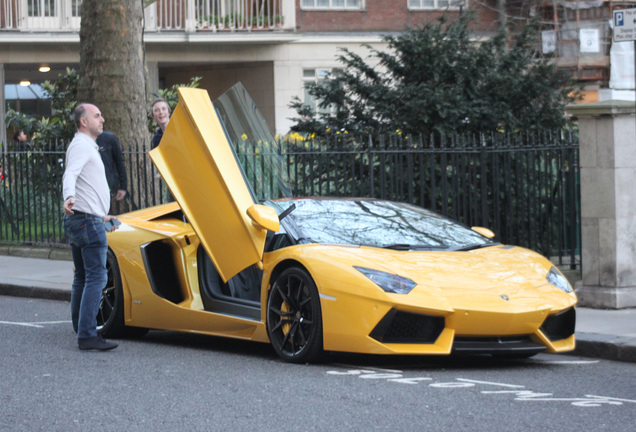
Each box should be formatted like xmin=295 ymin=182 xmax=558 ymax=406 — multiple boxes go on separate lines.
xmin=97 ymin=131 xmax=127 ymax=213
xmin=63 ymin=103 xmax=120 ymax=351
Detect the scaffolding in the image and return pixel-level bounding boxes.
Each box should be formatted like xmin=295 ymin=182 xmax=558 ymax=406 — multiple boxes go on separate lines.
xmin=532 ymin=0 xmax=628 ymax=86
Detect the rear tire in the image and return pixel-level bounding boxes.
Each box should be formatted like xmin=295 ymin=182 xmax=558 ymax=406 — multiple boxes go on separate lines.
xmin=98 ymin=249 xmax=147 ymax=338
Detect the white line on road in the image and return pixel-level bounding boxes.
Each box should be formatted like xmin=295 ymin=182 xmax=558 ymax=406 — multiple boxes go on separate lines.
xmin=535 ymin=360 xmax=600 ymax=365
xmin=0 ymin=320 xmax=71 ymax=328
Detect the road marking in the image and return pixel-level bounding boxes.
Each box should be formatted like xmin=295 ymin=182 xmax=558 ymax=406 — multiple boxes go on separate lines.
xmin=533 ymin=360 xmax=600 ymax=365
xmin=388 ymin=377 xmax=433 ymax=385
xmin=0 ymin=320 xmax=70 ymax=328
xmin=483 ymin=390 xmax=555 ymax=398
xmin=585 ymin=395 xmax=636 ymax=404
xmin=359 ymin=373 xmax=403 ymax=379
xmin=33 ymin=321 xmax=69 ymax=324
xmin=484 ymin=391 xmax=636 ymax=407
xmin=328 ymin=365 xmax=403 ymax=374
xmin=430 ymin=381 xmax=476 ymax=388
xmin=457 ymin=378 xmax=525 ymax=388
xmin=326 ymin=368 xmax=636 ymax=407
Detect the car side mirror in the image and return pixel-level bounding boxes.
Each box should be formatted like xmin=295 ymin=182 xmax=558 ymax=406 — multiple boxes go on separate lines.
xmin=247 ymin=204 xmax=280 ymax=232
xmin=471 ymin=226 xmax=495 ymax=239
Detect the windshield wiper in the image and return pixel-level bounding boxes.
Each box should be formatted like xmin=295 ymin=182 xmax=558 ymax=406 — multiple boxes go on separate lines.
xmin=381 ymin=244 xmax=449 ymax=251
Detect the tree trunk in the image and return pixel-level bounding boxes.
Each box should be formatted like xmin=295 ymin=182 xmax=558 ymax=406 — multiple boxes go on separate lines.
xmin=78 ymin=0 xmax=155 ymax=211
xmin=497 ymin=0 xmax=507 ymax=30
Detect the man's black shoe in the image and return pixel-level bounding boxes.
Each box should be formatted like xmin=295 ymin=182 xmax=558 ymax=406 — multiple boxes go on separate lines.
xmin=78 ymin=335 xmax=118 ymax=351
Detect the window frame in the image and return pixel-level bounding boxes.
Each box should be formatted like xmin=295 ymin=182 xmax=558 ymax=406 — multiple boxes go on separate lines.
xmin=407 ymin=0 xmax=463 ymax=11
xmin=300 ymin=0 xmax=365 ymax=11
xmin=302 ymin=68 xmax=340 ymax=117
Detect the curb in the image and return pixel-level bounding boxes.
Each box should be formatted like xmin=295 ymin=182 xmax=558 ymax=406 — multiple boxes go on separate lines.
xmin=0 ymin=245 xmax=72 ymax=261
xmin=0 ymin=284 xmax=71 ymax=302
xmin=574 ymin=333 xmax=636 ymax=364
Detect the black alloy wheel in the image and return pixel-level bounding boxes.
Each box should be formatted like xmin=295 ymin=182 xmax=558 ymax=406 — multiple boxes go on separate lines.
xmin=96 ymin=250 xmax=119 ymax=332
xmin=267 ymin=267 xmax=323 ymax=363
xmin=97 ymin=249 xmax=147 ymax=338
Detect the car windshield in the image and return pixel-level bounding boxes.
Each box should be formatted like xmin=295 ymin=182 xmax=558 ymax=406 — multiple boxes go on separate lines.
xmin=269 ymin=199 xmax=495 ymax=250
xmin=214 ymin=83 xmax=292 ymax=201
xmin=212 ymin=86 xmax=493 ymax=251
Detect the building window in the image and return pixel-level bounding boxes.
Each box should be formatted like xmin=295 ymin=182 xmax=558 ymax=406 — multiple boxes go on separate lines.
xmin=303 ymin=68 xmax=338 ymax=115
xmin=301 ymin=0 xmax=363 ymax=10
xmin=408 ymin=0 xmax=457 ymax=10
xmin=4 ymin=84 xmax=52 ymax=117
xmin=72 ymin=0 xmax=82 ymax=17
xmin=28 ymin=0 xmax=56 ymax=17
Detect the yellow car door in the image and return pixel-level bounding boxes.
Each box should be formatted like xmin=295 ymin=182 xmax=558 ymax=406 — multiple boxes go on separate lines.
xmin=150 ymin=87 xmax=278 ymax=282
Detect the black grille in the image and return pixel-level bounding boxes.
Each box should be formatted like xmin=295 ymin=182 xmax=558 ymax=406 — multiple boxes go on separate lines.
xmin=370 ymin=309 xmax=445 ymax=344
xmin=540 ymin=307 xmax=576 ymax=341
xmin=453 ymin=336 xmax=546 ymax=355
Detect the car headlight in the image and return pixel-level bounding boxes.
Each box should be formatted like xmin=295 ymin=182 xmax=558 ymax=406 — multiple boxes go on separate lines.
xmin=354 ymin=266 xmax=417 ymax=294
xmin=547 ymin=266 xmax=573 ymax=293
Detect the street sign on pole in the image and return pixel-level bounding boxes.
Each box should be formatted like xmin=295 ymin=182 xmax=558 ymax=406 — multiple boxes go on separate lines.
xmin=612 ymin=9 xmax=636 ymax=141
xmin=613 ymin=8 xmax=636 ymax=42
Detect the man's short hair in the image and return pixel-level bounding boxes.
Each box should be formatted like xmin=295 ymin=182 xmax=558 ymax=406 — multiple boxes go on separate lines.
xmin=74 ymin=103 xmax=88 ymax=129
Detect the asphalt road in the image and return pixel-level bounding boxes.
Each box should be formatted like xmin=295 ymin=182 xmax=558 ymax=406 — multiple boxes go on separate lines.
xmin=1 ymin=296 xmax=635 ymax=432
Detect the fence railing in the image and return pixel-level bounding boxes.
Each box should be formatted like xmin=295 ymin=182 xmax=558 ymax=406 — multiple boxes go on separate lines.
xmin=0 ymin=0 xmax=290 ymax=32
xmin=0 ymin=129 xmax=580 ymax=268
xmin=0 ymin=140 xmax=166 ymax=246
xmin=280 ymin=130 xmax=580 ymax=269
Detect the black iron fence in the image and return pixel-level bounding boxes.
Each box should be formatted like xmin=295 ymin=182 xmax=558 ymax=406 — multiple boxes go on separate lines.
xmin=0 ymin=129 xmax=579 ymax=268
xmin=0 ymin=140 xmax=167 ymax=246
xmin=280 ymin=130 xmax=579 ymax=268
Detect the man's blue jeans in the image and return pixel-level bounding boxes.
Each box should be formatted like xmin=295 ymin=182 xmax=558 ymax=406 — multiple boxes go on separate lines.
xmin=64 ymin=213 xmax=108 ymax=339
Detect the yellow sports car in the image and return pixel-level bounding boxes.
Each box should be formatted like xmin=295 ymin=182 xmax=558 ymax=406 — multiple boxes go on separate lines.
xmin=98 ymin=84 xmax=577 ymax=363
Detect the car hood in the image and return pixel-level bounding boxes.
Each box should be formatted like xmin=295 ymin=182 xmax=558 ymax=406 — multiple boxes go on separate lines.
xmin=149 ymin=84 xmax=289 ymax=281
xmin=370 ymin=246 xmax=552 ymax=290
xmin=300 ymin=243 xmax=560 ymax=294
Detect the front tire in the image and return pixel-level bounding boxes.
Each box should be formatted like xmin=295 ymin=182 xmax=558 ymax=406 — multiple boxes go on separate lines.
xmin=98 ymin=249 xmax=147 ymax=338
xmin=267 ymin=267 xmax=323 ymax=363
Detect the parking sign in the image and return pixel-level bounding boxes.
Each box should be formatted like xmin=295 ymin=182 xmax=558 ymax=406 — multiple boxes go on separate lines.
xmin=616 ymin=11 xmax=624 ymax=27
xmin=614 ymin=8 xmax=636 ymax=42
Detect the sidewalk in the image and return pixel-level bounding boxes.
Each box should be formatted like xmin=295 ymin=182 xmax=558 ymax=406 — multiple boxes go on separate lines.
xmin=0 ymin=251 xmax=635 ymax=363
